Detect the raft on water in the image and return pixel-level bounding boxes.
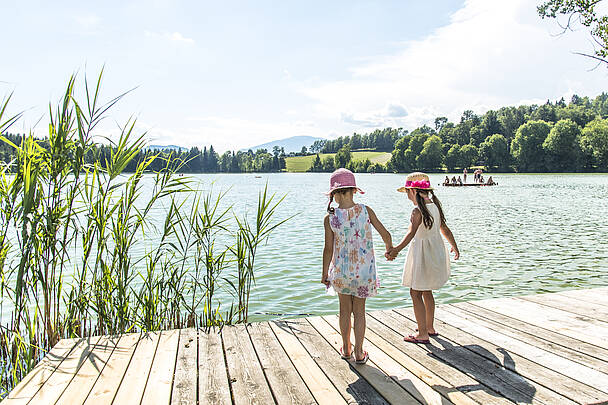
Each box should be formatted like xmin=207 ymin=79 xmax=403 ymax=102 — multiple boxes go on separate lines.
xmin=442 ymin=183 xmax=497 ymax=187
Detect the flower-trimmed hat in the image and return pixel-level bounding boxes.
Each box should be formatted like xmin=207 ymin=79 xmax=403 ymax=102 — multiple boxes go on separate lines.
xmin=397 ymin=172 xmax=433 ymax=192
xmin=327 ymin=168 xmax=365 ymax=195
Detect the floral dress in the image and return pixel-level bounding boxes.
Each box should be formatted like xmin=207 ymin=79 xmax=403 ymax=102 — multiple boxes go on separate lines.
xmin=328 ymin=204 xmax=379 ymax=298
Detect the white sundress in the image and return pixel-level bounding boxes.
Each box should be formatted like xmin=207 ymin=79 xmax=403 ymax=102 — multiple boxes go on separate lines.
xmin=401 ymin=203 xmax=450 ymax=291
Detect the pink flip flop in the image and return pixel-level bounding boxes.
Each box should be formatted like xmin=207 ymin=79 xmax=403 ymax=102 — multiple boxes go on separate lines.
xmin=354 ymin=351 xmax=369 ymax=364
xmin=340 ymin=347 xmax=352 ymax=360
xmin=404 ymin=335 xmax=430 ymax=344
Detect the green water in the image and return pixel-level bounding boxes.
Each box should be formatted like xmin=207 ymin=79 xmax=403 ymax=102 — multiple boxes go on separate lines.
xmin=213 ymin=173 xmax=608 ymax=322
xmin=3 ymin=173 xmax=607 ymax=323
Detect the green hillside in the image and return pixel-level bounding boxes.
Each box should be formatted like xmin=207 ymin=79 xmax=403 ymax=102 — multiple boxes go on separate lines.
xmin=286 ymin=151 xmax=391 ymax=172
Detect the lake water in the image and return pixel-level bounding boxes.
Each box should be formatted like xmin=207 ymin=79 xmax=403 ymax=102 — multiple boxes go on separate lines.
xmin=3 ymin=173 xmax=607 ymax=323
xmin=191 ymin=173 xmax=608 ymax=322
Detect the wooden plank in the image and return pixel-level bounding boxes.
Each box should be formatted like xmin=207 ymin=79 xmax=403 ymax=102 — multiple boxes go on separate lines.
xmin=247 ymin=322 xmax=316 ymax=405
xmin=55 ymin=334 xmax=120 ymax=404
xmin=199 ymin=328 xmax=231 ymax=405
xmin=26 ymin=335 xmax=102 ymax=404
xmin=112 ymin=331 xmax=161 ymax=404
xmin=306 ymin=316 xmax=419 ymax=405
xmin=292 ymin=317 xmax=390 ymax=405
xmin=370 ymin=310 xmax=515 ymax=405
xmin=437 ymin=305 xmax=608 ymax=403
xmin=222 ymin=324 xmax=276 ymax=405
xmin=269 ymin=320 xmax=347 ymax=405
xmin=170 ymin=329 xmax=197 ymax=405
xmin=323 ymin=314 xmax=451 ymax=405
xmin=521 ymin=291 xmax=608 ymax=321
xmin=393 ymin=308 xmax=574 ymax=405
xmin=472 ymin=297 xmax=608 ymax=349
xmin=456 ymin=301 xmax=608 ymax=364
xmin=140 ymin=329 xmax=180 ymax=405
xmin=82 ymin=332 xmax=140 ymax=405
xmin=359 ymin=314 xmax=478 ymax=405
xmin=558 ymin=287 xmax=608 ymax=307
xmin=1 ymin=338 xmax=80 ymax=404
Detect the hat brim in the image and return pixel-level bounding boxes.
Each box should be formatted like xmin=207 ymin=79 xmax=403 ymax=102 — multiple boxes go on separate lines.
xmin=327 ymin=186 xmax=365 ymax=195
xmin=397 ymin=186 xmax=433 ymax=193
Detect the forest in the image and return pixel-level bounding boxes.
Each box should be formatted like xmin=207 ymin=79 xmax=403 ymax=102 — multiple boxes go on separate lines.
xmin=2 ymin=93 xmax=607 ymax=173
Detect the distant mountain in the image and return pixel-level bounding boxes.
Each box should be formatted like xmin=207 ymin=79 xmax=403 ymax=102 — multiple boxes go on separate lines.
xmin=244 ymin=136 xmax=326 ymax=153
xmin=146 ymin=144 xmax=189 ymax=152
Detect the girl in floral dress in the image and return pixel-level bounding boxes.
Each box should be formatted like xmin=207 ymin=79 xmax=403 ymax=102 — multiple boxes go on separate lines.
xmin=321 ymin=168 xmax=393 ymax=364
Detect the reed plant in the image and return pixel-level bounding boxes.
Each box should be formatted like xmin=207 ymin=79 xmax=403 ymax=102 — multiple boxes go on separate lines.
xmin=0 ymin=71 xmax=287 ymax=398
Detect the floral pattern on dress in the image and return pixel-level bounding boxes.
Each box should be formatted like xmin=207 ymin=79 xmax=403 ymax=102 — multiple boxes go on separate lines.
xmin=328 ymin=204 xmax=379 ymax=298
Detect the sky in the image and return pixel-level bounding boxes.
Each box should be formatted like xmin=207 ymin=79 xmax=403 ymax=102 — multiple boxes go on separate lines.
xmin=2 ymin=0 xmax=608 ymax=152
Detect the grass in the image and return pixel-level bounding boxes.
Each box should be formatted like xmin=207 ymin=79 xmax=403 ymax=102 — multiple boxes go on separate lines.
xmin=286 ymin=151 xmax=392 ymax=172
xmin=0 ymin=71 xmax=288 ymax=398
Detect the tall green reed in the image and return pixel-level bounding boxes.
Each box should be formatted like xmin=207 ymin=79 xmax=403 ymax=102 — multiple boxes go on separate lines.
xmin=0 ymin=71 xmax=287 ymax=398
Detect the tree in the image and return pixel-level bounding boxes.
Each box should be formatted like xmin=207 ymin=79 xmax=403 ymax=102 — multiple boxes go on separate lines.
xmin=334 ymin=145 xmax=351 ymax=168
xmin=481 ymin=110 xmax=503 ymax=140
xmin=308 ymin=154 xmax=323 ymax=172
xmin=538 ymin=0 xmax=608 ymax=65
xmin=322 ymin=155 xmax=335 ymax=171
xmin=580 ymin=118 xmax=608 ymax=169
xmin=389 ymin=136 xmax=410 ymax=172
xmin=208 ymin=145 xmax=219 ymax=172
xmin=460 ymin=144 xmax=479 ymax=168
xmin=434 ymin=117 xmax=448 ymax=131
xmin=310 ymin=140 xmax=326 ymax=153
xmin=445 ymin=145 xmax=462 ymax=171
xmin=479 ymin=134 xmax=510 ymax=169
xmin=301 ymin=146 xmax=308 ymax=155
xmin=511 ymin=120 xmax=552 ymax=172
xmin=417 ymin=135 xmax=443 ymax=170
xmin=350 ymin=133 xmax=362 ymax=150
xmin=543 ymin=119 xmax=582 ymax=171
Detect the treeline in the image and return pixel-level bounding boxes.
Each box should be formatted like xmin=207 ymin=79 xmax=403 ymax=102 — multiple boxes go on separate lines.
xmin=0 ymin=135 xmax=287 ymax=173
xmin=306 ymin=93 xmax=608 ymax=172
xmin=311 ymin=128 xmax=405 ymax=153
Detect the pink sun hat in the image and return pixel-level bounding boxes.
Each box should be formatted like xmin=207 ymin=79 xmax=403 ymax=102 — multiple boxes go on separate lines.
xmin=397 ymin=172 xmax=433 ymax=192
xmin=327 ymin=168 xmax=365 ymax=195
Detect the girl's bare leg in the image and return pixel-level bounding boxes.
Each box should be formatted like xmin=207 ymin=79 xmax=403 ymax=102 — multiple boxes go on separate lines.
xmin=338 ymin=293 xmax=353 ymax=356
xmin=422 ymin=291 xmax=436 ymax=334
xmin=410 ymin=288 xmax=429 ymax=339
xmin=352 ymin=296 xmax=367 ymax=360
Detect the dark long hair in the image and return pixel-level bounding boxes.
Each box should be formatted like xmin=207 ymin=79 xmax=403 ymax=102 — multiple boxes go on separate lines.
xmin=327 ymin=187 xmax=355 ymax=214
xmin=415 ymin=189 xmax=447 ymax=229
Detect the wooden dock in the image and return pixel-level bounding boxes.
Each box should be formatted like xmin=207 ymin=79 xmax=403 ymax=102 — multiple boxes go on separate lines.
xmin=3 ymin=287 xmax=608 ymax=404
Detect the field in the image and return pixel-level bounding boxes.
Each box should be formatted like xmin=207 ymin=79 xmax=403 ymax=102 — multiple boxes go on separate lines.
xmin=285 ymin=151 xmax=392 ymax=172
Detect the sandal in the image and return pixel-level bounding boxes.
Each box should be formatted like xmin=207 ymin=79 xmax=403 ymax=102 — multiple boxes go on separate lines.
xmin=340 ymin=347 xmax=352 ymax=360
xmin=404 ymin=335 xmax=430 ymax=344
xmin=354 ymin=351 xmax=369 ymax=364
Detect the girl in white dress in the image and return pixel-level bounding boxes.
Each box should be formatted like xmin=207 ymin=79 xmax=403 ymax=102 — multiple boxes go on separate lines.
xmin=387 ymin=172 xmax=460 ymax=343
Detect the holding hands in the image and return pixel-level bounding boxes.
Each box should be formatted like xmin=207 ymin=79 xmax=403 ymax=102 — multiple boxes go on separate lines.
xmin=384 ymin=246 xmax=399 ymax=261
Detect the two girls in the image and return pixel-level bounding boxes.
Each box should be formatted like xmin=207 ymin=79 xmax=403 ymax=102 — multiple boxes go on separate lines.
xmin=323 ymin=169 xmax=459 ymax=360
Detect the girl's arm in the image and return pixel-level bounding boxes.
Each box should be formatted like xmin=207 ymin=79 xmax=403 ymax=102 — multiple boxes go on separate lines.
xmin=389 ymin=208 xmax=422 ymax=258
xmin=322 ymin=215 xmax=334 ymax=286
xmin=440 ymin=222 xmax=460 ymax=260
xmin=366 ymin=206 xmax=393 ymax=251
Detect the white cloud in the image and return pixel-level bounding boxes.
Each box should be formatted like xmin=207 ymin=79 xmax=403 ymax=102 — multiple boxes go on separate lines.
xmin=138 ymin=116 xmax=328 ymax=153
xmin=144 ymin=30 xmax=195 ymax=44
xmin=298 ymin=0 xmax=608 ymax=132
xmin=74 ymin=14 xmax=100 ymax=29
